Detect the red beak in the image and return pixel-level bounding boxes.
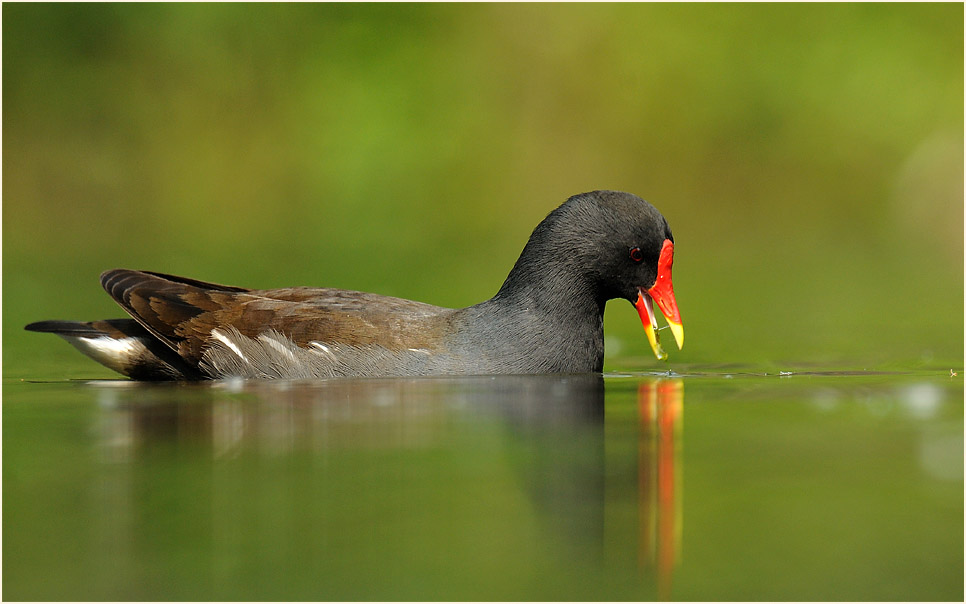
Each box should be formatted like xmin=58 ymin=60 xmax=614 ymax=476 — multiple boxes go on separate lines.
xmin=634 ymin=239 xmax=684 ymax=360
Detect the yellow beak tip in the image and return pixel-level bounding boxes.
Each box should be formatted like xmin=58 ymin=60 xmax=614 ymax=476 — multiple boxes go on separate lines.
xmin=669 ymin=322 xmax=684 ymax=350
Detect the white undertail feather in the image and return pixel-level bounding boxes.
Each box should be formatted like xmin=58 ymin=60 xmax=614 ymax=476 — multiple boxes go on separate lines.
xmin=62 ymin=335 xmax=146 ymax=375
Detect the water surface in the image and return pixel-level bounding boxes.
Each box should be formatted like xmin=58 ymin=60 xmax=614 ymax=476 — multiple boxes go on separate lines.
xmin=3 ymin=368 xmax=962 ymax=600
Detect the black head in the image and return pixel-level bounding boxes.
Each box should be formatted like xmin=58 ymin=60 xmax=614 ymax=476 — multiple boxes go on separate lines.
xmin=488 ymin=190 xmax=684 ymax=365
xmin=531 ymin=190 xmax=674 ymax=303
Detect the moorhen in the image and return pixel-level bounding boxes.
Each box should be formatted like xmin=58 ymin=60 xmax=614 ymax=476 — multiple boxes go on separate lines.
xmin=25 ymin=190 xmax=683 ymax=380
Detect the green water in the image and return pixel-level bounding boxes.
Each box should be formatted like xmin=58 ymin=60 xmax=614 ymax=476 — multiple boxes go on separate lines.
xmin=3 ymin=369 xmax=961 ymax=601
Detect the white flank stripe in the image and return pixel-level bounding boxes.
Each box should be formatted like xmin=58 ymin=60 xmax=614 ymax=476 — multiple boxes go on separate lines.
xmin=259 ymin=333 xmax=297 ymax=361
xmin=310 ymin=341 xmax=338 ymax=362
xmin=211 ymin=329 xmax=249 ymax=363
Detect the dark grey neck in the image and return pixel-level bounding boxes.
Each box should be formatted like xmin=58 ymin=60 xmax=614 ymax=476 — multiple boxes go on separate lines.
xmin=450 ymin=221 xmax=607 ymax=374
xmin=491 ymin=227 xmax=606 ymax=320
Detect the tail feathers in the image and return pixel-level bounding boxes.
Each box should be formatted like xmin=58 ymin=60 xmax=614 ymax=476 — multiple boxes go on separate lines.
xmin=26 ymin=320 xmax=124 ymax=337
xmin=24 ymin=319 xmax=201 ymax=381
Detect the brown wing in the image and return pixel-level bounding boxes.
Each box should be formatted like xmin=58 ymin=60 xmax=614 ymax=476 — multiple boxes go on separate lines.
xmin=101 ymin=269 xmax=452 ymax=365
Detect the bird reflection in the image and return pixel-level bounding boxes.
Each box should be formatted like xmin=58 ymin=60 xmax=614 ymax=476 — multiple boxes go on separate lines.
xmin=90 ymin=375 xmax=607 ymax=458
xmin=88 ymin=374 xmax=683 ymax=599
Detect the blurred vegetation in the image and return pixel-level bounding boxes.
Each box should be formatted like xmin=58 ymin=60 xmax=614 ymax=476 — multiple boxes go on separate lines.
xmin=3 ymin=3 xmax=963 ymax=377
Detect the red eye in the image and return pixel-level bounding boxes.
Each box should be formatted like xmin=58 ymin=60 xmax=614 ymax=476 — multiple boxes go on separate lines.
xmin=629 ymin=247 xmax=643 ymax=262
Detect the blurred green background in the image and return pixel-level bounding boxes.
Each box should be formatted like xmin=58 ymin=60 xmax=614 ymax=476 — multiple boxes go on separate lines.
xmin=3 ymin=3 xmax=963 ymax=377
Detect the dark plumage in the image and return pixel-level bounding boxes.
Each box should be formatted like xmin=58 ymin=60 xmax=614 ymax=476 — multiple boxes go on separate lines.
xmin=25 ymin=190 xmax=683 ymax=380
